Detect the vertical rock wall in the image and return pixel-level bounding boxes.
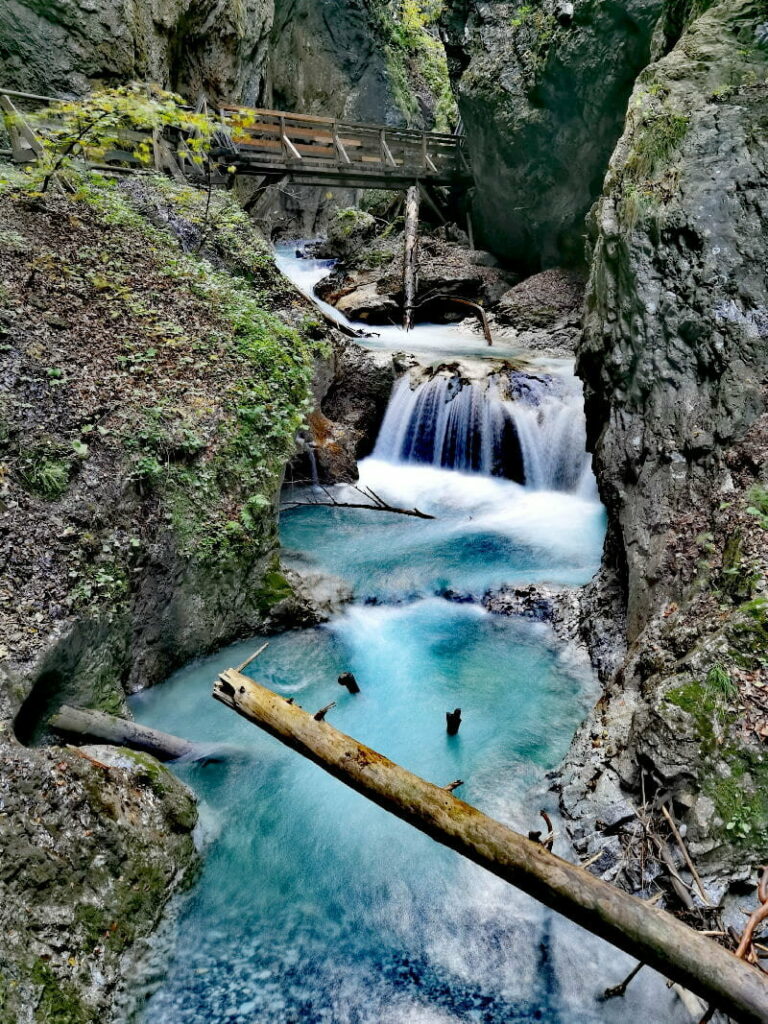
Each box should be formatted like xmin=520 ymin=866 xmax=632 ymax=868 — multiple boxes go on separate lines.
xmin=441 ymin=0 xmax=665 ymax=269
xmin=0 ymin=0 xmax=274 ymax=103
xmin=580 ymin=0 xmax=768 ymax=640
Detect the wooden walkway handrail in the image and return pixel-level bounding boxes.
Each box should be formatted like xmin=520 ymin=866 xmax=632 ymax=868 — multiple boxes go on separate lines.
xmin=0 ymin=85 xmax=471 ymax=189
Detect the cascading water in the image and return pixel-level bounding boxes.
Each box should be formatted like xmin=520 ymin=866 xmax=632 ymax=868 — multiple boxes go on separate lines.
xmin=128 ymin=247 xmax=688 ymax=1024
xmin=373 ymin=369 xmax=594 ymax=493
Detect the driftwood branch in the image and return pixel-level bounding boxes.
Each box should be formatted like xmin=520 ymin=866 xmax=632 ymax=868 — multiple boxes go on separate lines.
xmin=661 ymin=803 xmax=711 ymax=906
xmin=50 ymin=704 xmax=199 ymax=762
xmin=213 ymin=670 xmax=768 ymax=1024
xmin=600 ymin=961 xmax=644 ymax=1001
xmin=237 ymin=641 xmax=269 ymax=673
xmin=413 ymin=292 xmax=494 ymax=346
xmin=281 ymin=483 xmax=434 ymax=520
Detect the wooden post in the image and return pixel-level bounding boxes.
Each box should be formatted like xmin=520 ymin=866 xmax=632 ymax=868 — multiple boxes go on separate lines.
xmin=380 ymin=128 xmax=397 ymax=168
xmin=403 ymin=184 xmax=420 ymax=331
xmin=50 ymin=704 xmax=199 ymax=762
xmin=280 ymin=116 xmax=302 ymax=161
xmin=333 ymin=121 xmax=351 ymax=165
xmin=0 ymin=94 xmax=44 ymax=163
xmin=212 ymin=670 xmax=768 ymax=1024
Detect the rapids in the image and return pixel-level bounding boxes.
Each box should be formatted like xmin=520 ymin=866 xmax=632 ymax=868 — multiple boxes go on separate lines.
xmin=128 ymin=247 xmax=689 ymax=1024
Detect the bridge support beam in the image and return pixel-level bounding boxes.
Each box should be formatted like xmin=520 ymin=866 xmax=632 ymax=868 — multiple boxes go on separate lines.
xmin=403 ymin=184 xmax=420 ymax=331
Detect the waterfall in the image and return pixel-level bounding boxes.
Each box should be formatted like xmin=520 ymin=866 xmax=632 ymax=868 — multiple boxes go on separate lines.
xmin=373 ymin=369 xmax=592 ymax=493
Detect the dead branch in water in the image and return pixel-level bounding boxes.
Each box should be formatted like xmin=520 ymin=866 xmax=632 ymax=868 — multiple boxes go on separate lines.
xmin=213 ymin=670 xmax=768 ymax=1024
xmin=281 ymin=483 xmax=434 ymax=520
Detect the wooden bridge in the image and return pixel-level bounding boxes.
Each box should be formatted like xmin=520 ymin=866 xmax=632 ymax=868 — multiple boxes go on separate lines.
xmin=0 ymin=87 xmax=473 ymax=330
xmin=0 ymin=88 xmax=472 ymax=192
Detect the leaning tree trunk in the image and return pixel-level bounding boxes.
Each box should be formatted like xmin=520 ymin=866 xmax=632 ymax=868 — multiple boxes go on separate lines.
xmin=402 ymin=185 xmax=420 ymax=330
xmin=213 ymin=669 xmax=768 ymax=1024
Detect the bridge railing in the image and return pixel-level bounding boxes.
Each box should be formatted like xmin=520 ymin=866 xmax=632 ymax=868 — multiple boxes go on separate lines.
xmin=0 ymin=87 xmax=470 ymax=186
xmin=218 ymin=104 xmax=470 ymax=182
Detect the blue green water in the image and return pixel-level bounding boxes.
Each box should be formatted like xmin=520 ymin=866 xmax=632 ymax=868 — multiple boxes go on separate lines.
xmin=128 ymin=252 xmax=688 ymax=1023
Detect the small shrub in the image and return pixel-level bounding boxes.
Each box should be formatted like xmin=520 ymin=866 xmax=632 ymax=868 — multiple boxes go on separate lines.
xmin=747 ymin=485 xmax=768 ymax=529
xmin=625 ymin=109 xmax=690 ymax=185
xmin=130 ymin=455 xmax=165 ymax=494
xmin=17 ymin=445 xmax=71 ymax=500
xmin=705 ymin=663 xmax=737 ymax=703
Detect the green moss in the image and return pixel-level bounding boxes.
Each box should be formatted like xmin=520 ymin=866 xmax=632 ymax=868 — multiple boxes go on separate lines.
xmin=728 ymin=597 xmax=768 ymax=670
xmin=116 ymin=750 xmax=197 ymax=831
xmin=29 ymin=959 xmax=92 ymax=1024
xmin=254 ymin=559 xmax=294 ymax=616
xmin=665 ymin=680 xmax=718 ymax=745
xmin=509 ymin=2 xmax=559 ymax=80
xmin=704 ymin=748 xmax=768 ymax=846
xmin=370 ymin=0 xmax=458 ymax=130
xmin=664 ymin=665 xmax=738 ymax=748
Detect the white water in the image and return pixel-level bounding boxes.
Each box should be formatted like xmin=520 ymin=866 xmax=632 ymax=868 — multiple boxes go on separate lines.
xmin=374 ymin=371 xmax=595 ymax=493
xmin=129 ymin=246 xmax=689 ymax=1024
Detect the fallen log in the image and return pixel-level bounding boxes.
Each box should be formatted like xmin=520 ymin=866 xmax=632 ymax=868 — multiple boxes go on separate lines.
xmin=212 ymin=670 xmax=768 ymax=1024
xmin=51 ymin=704 xmax=198 ymax=762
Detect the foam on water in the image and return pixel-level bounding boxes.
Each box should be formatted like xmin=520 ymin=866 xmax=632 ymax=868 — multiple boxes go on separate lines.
xmin=129 ymin=245 xmax=687 ymax=1024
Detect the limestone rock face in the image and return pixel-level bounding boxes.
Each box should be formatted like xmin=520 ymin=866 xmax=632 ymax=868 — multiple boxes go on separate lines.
xmin=441 ymin=0 xmax=664 ymax=269
xmin=579 ymin=0 xmax=768 ymax=641
xmin=0 ymin=741 xmax=197 ymax=1024
xmin=0 ymin=0 xmax=274 ymax=102
xmin=560 ymin=0 xmax=768 ymax=880
xmin=268 ymin=0 xmax=407 ymax=123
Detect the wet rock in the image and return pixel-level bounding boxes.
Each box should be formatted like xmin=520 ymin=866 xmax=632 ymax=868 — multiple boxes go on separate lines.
xmin=316 ymin=233 xmax=515 ymax=325
xmin=289 ymin=336 xmax=397 ymax=486
xmin=493 ymin=269 xmax=585 ymax=334
xmin=0 ymin=0 xmax=274 ymax=101
xmin=267 ymin=567 xmax=353 ymax=628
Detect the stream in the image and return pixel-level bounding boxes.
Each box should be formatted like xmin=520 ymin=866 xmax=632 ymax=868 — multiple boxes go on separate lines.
xmin=128 ymin=249 xmax=689 ymax=1024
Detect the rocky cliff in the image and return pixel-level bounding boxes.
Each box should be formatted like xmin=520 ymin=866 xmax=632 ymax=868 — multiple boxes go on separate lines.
xmin=0 ymin=0 xmax=274 ymax=102
xmin=562 ymin=0 xmax=768 ymax=885
xmin=441 ymin=0 xmax=665 ymax=269
xmin=0 ymin=164 xmax=324 ymax=1019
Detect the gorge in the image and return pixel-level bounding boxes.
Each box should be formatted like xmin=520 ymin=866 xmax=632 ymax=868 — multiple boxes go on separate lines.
xmin=0 ymin=0 xmax=767 ymax=1022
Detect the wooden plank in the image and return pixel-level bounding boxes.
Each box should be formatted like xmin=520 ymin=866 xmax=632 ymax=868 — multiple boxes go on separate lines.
xmin=233 ymin=137 xmax=337 ymax=158
xmin=213 ymin=671 xmax=768 ymax=1024
xmin=221 ymin=102 xmax=463 ymax=142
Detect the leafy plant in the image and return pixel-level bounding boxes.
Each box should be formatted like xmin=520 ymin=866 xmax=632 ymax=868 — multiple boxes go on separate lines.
xmin=17 ymin=445 xmax=71 ymax=499
xmin=130 ymin=455 xmax=165 ymax=494
xmin=747 ymin=485 xmax=768 ymax=529
xmin=17 ymin=84 xmax=215 ymax=194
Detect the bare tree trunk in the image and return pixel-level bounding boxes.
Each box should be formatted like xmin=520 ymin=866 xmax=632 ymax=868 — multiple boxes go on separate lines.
xmin=403 ymin=185 xmax=420 ymax=331
xmin=51 ymin=704 xmax=197 ymax=762
xmin=213 ymin=670 xmax=768 ymax=1024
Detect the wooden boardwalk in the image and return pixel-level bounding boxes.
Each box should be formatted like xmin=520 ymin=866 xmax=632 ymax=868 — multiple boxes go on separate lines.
xmin=0 ymin=88 xmax=472 ymax=191
xmin=215 ymin=105 xmax=471 ymax=189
